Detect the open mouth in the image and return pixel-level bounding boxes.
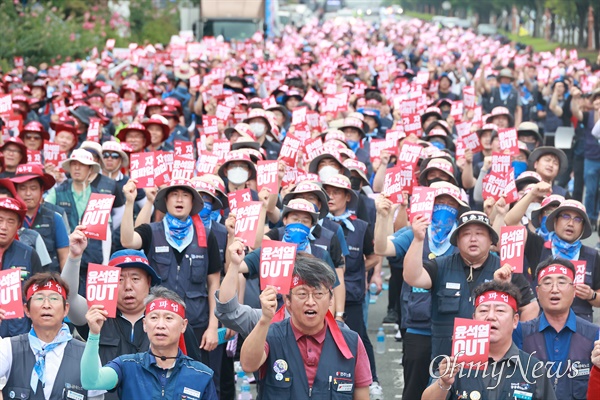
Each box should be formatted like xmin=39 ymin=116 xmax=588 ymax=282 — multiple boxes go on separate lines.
xmin=175 ymin=205 xmax=184 ymax=212
xmin=154 ymin=332 xmax=168 ymax=339
xmin=40 ymin=312 xmax=53 ymax=319
xmin=549 ymin=296 xmax=561 ymax=304
xmin=304 ymin=310 xmax=318 ymax=317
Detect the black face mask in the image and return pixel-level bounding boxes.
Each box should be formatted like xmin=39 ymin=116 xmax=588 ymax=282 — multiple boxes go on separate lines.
xmin=350 ymin=176 xmax=363 ymax=191
xmin=441 ymin=110 xmax=451 ymax=119
xmin=525 ymin=142 xmax=536 ymax=152
xmin=427 ymin=177 xmax=447 ymax=186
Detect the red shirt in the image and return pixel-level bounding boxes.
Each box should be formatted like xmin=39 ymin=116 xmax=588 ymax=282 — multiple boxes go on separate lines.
xmin=264 ymin=319 xmax=372 ymax=389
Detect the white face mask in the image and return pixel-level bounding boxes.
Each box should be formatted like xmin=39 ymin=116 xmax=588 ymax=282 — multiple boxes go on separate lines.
xmin=250 ymin=122 xmax=266 ymax=138
xmin=318 ymin=165 xmax=340 ymax=183
xmin=525 ymin=202 xmax=540 ymax=221
xmin=227 ymin=167 xmax=249 ymax=185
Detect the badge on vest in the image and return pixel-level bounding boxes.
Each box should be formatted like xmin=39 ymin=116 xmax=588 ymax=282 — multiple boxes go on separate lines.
xmin=65 ymin=390 xmax=84 ymax=400
xmin=571 ymin=361 xmax=590 ymax=377
xmin=155 ymin=246 xmax=170 ymax=253
xmin=512 ymin=389 xmax=533 ymax=400
xmin=273 ymin=359 xmax=288 ymax=374
xmin=333 ymin=380 xmax=353 ymax=392
xmin=182 ymin=387 xmax=201 ymax=399
xmin=469 ymin=391 xmax=481 ymax=400
xmin=446 ymin=282 xmax=460 ymax=290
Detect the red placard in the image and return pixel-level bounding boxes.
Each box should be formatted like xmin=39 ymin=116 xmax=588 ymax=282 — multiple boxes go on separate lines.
xmin=189 ymin=74 xmax=201 ymax=90
xmin=234 ymin=201 xmax=262 ymax=246
xmin=196 ymin=151 xmax=218 ymax=175
xmin=87 ymin=118 xmax=102 ymax=143
xmin=463 ymin=86 xmax=476 ymax=110
xmin=5 ymin=113 xmax=23 ymax=135
xmin=130 ymin=153 xmax=155 ymax=188
xmin=573 ymin=261 xmax=587 ymax=285
xmin=86 ymin=264 xmax=119 ymax=318
xmin=401 ymin=113 xmax=422 ymax=137
xmin=212 ymin=139 xmax=230 ymax=162
xmin=450 ymin=101 xmax=464 ymax=120
xmin=383 ymin=164 xmax=413 ymax=202
xmin=0 ymin=268 xmax=24 ymax=319
xmin=452 ymin=318 xmax=491 ymax=368
xmin=26 ymin=150 xmax=41 ymax=164
xmin=227 ymin=189 xmax=252 ymax=213
xmin=281 ymin=166 xmax=298 ymax=188
xmin=0 ymin=94 xmax=12 ymax=115
xmin=203 ymin=115 xmax=219 ymax=136
xmin=259 ymin=241 xmax=298 ymax=292
xmin=491 ymin=152 xmax=511 ymax=174
xmin=482 ymin=169 xmax=518 ymax=203
xmin=498 ymin=128 xmax=519 ymax=156
xmin=369 ymin=139 xmax=387 ymax=163
xmin=409 ymin=186 xmax=436 ymax=223
xmin=43 ymin=140 xmax=65 ymax=168
xmin=174 ymin=140 xmax=194 ymax=160
xmin=154 ymin=151 xmax=172 ymax=187
xmin=397 ymin=142 xmax=422 ymax=167
xmin=216 ymin=103 xmax=232 ymax=122
xmin=257 ymin=160 xmax=278 ymax=194
xmin=503 ymin=170 xmax=519 ymax=204
xmin=171 ymin=155 xmax=195 ymax=180
xmin=81 ymin=193 xmax=115 ymax=240
xmin=500 ymin=226 xmax=526 ymax=273
xmin=303 ymin=137 xmax=324 ymax=161
xmin=458 ymin=127 xmax=483 ymax=153
xmin=278 ymin=134 xmax=302 ymax=167
xmin=455 ymin=137 xmax=466 ymax=159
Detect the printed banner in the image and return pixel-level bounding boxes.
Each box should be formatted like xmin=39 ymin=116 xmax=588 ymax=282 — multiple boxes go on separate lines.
xmin=234 ymin=201 xmax=262 ymax=246
xmin=409 ymin=186 xmax=436 ymax=223
xmin=500 ymin=226 xmax=526 ymax=273
xmin=256 ymin=160 xmax=279 ymax=194
xmin=130 ymin=152 xmax=155 ymax=188
xmin=452 ymin=318 xmax=491 ymax=368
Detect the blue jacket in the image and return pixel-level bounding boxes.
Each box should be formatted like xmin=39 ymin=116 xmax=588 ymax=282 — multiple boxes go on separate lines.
xmin=108 ymin=350 xmax=217 ymax=400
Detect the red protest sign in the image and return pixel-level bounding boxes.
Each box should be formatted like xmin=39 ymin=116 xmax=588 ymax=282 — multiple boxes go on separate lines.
xmin=369 ymin=139 xmax=387 ymax=163
xmin=0 ymin=94 xmax=12 ymax=115
xmin=303 ymin=137 xmax=324 ymax=161
xmin=227 ymin=189 xmax=252 ymax=213
xmin=257 ymin=160 xmax=278 ymax=194
xmin=87 ymin=118 xmax=101 ymax=143
xmin=463 ymin=86 xmax=476 ymax=110
xmin=43 ymin=141 xmax=66 ymax=168
xmin=410 ymin=186 xmax=436 ymax=223
xmin=397 ymin=142 xmax=422 ymax=167
xmin=450 ymin=101 xmax=464 ymax=120
xmin=500 ymin=226 xmax=526 ymax=273
xmin=189 ymin=74 xmax=201 ymax=90
xmin=154 ymin=151 xmax=172 ymax=187
xmin=383 ymin=164 xmax=413 ymax=202
xmin=26 ymin=150 xmax=41 ymax=164
xmin=174 ymin=140 xmax=194 ymax=160
xmin=458 ymin=125 xmax=483 ymax=153
xmin=86 ymin=264 xmax=119 ymax=318
xmin=130 ymin=153 xmax=155 ymax=188
xmin=0 ymin=268 xmax=24 ymax=319
xmin=482 ymin=169 xmax=517 ymax=202
xmin=455 ymin=137 xmax=466 ymax=159
xmin=491 ymin=152 xmax=511 ymax=174
xmin=503 ymin=169 xmax=519 ymax=204
xmin=212 ymin=139 xmax=230 ymax=162
xmin=234 ymin=201 xmax=262 ymax=246
xmin=204 ymin=115 xmax=219 ymax=136
xmin=260 ymin=241 xmax=297 ymax=292
xmin=573 ymin=261 xmax=587 ymax=285
xmin=401 ymin=113 xmax=422 ymax=137
xmin=279 ymin=134 xmax=302 ymax=167
xmin=452 ymin=318 xmax=491 ymax=368
xmin=196 ymin=151 xmax=218 ymax=175
xmin=81 ymin=194 xmax=115 ymax=240
xmin=171 ymin=155 xmax=195 ymax=180
xmin=498 ymin=128 xmax=519 ymax=156
xmin=216 ymin=103 xmax=232 ymax=122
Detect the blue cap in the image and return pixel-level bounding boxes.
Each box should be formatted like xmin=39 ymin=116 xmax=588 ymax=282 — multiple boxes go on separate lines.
xmin=109 ymin=249 xmax=161 ymax=286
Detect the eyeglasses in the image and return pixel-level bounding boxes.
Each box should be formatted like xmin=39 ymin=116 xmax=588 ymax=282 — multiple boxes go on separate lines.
xmin=292 ymin=290 xmax=329 ymax=301
xmin=31 ymin=294 xmax=62 ymax=304
xmin=539 ymin=280 xmax=574 ymax=291
xmin=3 ymin=148 xmax=21 ymax=154
xmin=103 ymin=152 xmax=121 ymax=159
xmin=558 ymin=213 xmax=584 ymax=224
xmin=24 ymin=134 xmax=42 ymax=141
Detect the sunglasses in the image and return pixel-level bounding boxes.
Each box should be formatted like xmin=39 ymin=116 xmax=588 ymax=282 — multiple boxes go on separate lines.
xmin=102 ymin=152 xmax=121 ymax=160
xmin=24 ymin=134 xmax=42 ymax=140
xmin=558 ymin=213 xmax=584 ymax=224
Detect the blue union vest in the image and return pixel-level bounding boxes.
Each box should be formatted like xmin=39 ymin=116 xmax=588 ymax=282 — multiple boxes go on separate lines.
xmin=258 ymin=319 xmax=359 ymax=400
xmin=3 ymin=334 xmax=88 ymax=400
xmin=341 ymin=217 xmax=369 ymax=304
xmin=521 ymin=315 xmax=598 ymax=400
xmin=147 ymin=222 xmax=210 ymax=329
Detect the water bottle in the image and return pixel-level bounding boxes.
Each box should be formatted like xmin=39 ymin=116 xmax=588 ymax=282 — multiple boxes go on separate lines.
xmin=236 ymin=370 xmax=245 ymax=394
xmin=376 ymin=327 xmax=386 ymax=354
xmin=369 ymin=283 xmax=378 ymax=304
xmin=238 ymin=378 xmax=253 ymax=400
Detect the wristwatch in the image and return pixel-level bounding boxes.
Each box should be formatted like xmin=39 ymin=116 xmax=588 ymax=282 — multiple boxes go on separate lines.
xmin=591 ymin=292 xmax=597 ymax=301
xmin=335 ymin=312 xmax=346 ymax=320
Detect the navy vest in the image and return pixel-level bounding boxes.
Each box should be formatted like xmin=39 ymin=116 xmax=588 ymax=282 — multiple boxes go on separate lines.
xmin=3 ymin=334 xmax=88 ymax=400
xmin=147 ymin=222 xmax=210 ymax=329
xmin=209 ymin=221 xmax=228 ymax=265
xmin=521 ymin=315 xmax=597 ymax=400
xmin=258 ymin=319 xmax=359 ymax=400
xmin=0 ymin=240 xmax=36 ymax=338
xmin=431 ymin=253 xmax=498 ymax=359
xmin=29 ymin=204 xmax=60 ymax=272
xmin=341 ymin=218 xmax=369 ymax=304
xmin=321 ymin=219 xmax=349 ymax=256
xmin=401 ymin=234 xmax=459 ymax=331
xmin=451 ymin=348 xmax=547 ymax=400
xmin=584 ymin=111 xmax=600 ymax=160
xmin=486 ymin=87 xmax=519 ymax=115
